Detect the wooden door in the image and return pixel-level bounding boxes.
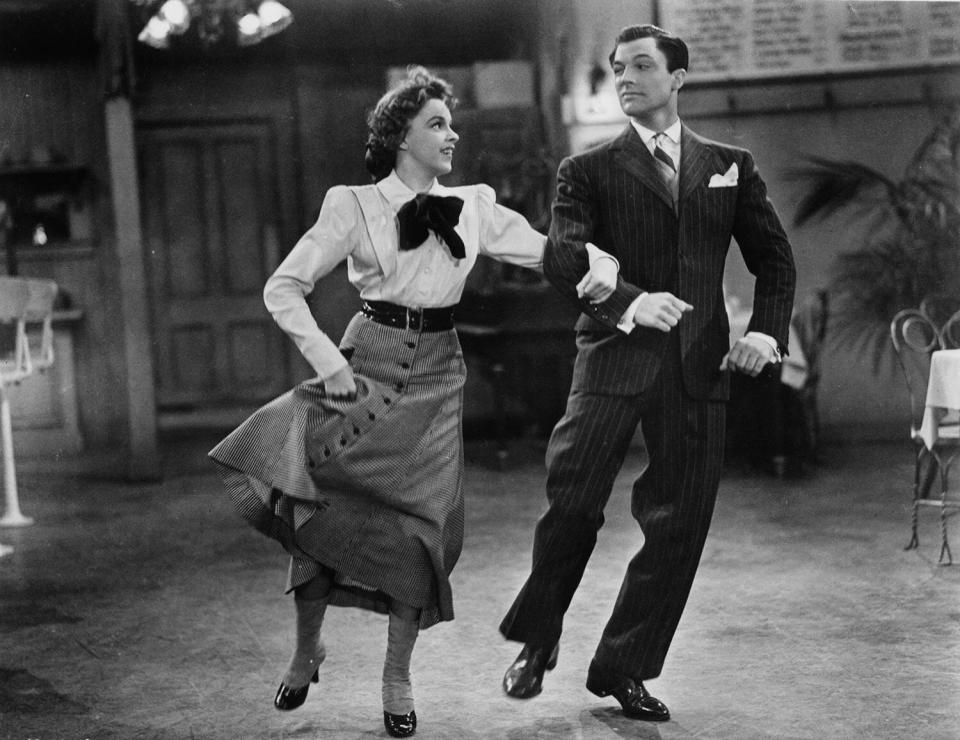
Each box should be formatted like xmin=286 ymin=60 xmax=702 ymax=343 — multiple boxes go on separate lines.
xmin=139 ymin=122 xmax=289 ymax=414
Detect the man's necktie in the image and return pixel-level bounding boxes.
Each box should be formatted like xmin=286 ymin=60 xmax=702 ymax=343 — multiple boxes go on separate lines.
xmin=652 ymin=133 xmax=678 ymax=207
xmin=652 ymin=133 xmax=676 ymax=176
xmin=397 ymin=193 xmax=465 ymax=259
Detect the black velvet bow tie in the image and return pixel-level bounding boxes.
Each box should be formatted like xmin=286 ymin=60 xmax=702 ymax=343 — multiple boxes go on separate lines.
xmin=397 ymin=193 xmax=465 ymax=259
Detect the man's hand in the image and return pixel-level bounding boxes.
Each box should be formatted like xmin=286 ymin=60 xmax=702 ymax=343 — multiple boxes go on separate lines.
xmin=322 ymin=365 xmax=357 ymax=399
xmin=720 ymin=335 xmax=779 ymax=377
xmin=576 ymin=256 xmax=618 ymax=304
xmin=632 ymin=292 xmax=693 ymax=332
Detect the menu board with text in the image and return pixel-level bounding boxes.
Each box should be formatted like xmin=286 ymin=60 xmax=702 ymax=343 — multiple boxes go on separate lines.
xmin=659 ymin=0 xmax=960 ymax=81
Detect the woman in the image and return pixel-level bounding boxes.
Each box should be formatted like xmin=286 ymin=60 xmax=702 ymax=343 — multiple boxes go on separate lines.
xmin=209 ymin=66 xmax=618 ymax=737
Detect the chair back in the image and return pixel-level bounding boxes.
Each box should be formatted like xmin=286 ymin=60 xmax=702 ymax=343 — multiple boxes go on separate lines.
xmin=941 ymin=309 xmax=960 ymax=350
xmin=23 ymin=278 xmax=57 ymax=369
xmin=0 ymin=278 xmax=31 ymax=383
xmin=0 ymin=276 xmax=58 ymax=384
xmin=920 ymin=294 xmax=960 ymax=334
xmin=791 ymin=289 xmax=829 ymax=388
xmin=890 ymin=308 xmax=941 ymax=434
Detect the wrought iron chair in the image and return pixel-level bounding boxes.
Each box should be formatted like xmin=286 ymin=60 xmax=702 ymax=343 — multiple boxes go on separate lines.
xmin=920 ymin=294 xmax=960 ymax=336
xmin=890 ymin=308 xmax=960 ymax=564
xmin=0 ymin=276 xmax=58 ymax=534
xmin=940 ymin=309 xmax=960 ymax=350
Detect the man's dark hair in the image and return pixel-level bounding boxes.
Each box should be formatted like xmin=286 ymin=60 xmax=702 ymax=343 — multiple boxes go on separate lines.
xmin=608 ymin=24 xmax=689 ymax=73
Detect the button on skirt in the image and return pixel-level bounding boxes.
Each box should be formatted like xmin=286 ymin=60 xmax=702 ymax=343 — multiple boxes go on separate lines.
xmin=210 ymin=313 xmax=466 ymax=628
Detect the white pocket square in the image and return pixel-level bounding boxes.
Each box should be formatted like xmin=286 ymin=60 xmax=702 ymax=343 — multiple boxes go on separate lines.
xmin=708 ymin=163 xmax=738 ymax=187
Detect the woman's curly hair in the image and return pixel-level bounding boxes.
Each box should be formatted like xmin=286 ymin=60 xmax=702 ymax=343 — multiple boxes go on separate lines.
xmin=364 ymin=66 xmax=457 ymax=182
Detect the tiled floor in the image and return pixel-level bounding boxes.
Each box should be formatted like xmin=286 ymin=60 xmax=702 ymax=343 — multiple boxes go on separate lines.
xmin=1 ymin=434 xmax=958 ymax=739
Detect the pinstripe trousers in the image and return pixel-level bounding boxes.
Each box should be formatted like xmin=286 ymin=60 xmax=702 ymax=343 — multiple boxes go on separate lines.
xmin=500 ymin=336 xmax=726 ymax=680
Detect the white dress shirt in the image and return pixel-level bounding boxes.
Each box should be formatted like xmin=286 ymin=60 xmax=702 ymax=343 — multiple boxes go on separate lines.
xmin=265 ymin=171 xmax=615 ymax=379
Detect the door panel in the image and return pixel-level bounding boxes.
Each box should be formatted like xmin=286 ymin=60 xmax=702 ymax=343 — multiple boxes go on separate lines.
xmin=140 ymin=123 xmax=288 ymax=411
xmin=158 ymin=142 xmax=208 ymax=296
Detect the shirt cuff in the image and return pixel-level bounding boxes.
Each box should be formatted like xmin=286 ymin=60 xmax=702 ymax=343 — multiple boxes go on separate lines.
xmin=616 ymin=292 xmax=647 ymax=334
xmin=301 ymin=335 xmax=351 ymax=378
xmin=584 ymin=242 xmax=619 ymax=271
xmin=745 ymin=331 xmax=782 ymax=362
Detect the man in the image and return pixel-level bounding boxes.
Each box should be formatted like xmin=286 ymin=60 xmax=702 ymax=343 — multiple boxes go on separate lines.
xmin=499 ymin=24 xmax=796 ymax=721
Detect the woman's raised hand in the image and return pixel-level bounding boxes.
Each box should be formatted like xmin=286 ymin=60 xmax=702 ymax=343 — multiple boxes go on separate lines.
xmin=576 ymin=253 xmax=618 ymax=304
xmin=322 ymin=365 xmax=357 ymax=399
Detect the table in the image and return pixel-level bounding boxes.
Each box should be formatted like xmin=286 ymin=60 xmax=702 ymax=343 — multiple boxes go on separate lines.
xmin=919 ymin=349 xmax=960 ymax=451
xmin=911 ymin=348 xmax=960 ymax=564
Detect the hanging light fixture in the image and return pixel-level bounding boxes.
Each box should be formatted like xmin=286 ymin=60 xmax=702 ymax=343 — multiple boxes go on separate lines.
xmin=134 ymin=0 xmax=293 ymax=49
xmin=159 ymin=0 xmax=192 ymax=34
xmin=236 ymin=0 xmax=293 ymax=46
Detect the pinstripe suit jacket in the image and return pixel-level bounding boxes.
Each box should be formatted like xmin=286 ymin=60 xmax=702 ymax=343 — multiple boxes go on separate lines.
xmin=545 ymin=123 xmax=796 ymax=401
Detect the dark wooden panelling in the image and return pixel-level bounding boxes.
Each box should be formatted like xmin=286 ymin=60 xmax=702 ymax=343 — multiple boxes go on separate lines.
xmin=170 ymin=324 xmax=215 ymax=391
xmin=217 ymin=138 xmax=268 ymax=295
xmin=140 ymin=122 xmax=290 ymax=409
xmin=0 ymin=62 xmax=99 ymax=166
xmin=159 ymin=141 xmax=208 ymax=298
xmin=227 ymin=320 xmax=276 ymax=386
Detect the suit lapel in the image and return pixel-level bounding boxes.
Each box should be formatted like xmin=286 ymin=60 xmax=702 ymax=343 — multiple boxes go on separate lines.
xmin=610 ymin=125 xmax=674 ymax=211
xmin=678 ymin=127 xmax=721 ymax=205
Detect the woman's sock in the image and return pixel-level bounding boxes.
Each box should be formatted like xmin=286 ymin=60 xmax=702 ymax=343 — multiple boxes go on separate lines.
xmin=382 ymin=610 xmax=419 ymax=715
xmin=282 ymin=592 xmax=328 ymax=688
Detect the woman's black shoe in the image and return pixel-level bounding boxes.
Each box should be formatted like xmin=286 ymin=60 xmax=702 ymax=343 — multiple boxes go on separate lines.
xmin=273 ymin=669 xmax=319 ymax=711
xmin=383 ymin=709 xmax=417 ymax=737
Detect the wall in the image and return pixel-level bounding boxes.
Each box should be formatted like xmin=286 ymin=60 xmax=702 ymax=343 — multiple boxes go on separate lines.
xmin=5 ymin=0 xmax=956 ymax=465
xmin=0 ymin=9 xmax=549 ymax=465
xmin=134 ymin=55 xmax=554 ymax=431
xmin=0 ymin=60 xmax=134 ymax=452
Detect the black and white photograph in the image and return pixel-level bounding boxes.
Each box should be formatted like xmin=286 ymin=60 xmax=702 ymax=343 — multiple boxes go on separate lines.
xmin=0 ymin=1 xmax=958 ymax=738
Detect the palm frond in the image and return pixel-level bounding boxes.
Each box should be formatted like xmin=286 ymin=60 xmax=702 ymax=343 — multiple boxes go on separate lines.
xmin=898 ymin=104 xmax=960 ymax=236
xmin=827 ymin=234 xmax=932 ymax=321
xmin=906 ymin=105 xmax=960 ymax=188
xmin=793 ymin=106 xmax=960 ymax=371
xmin=788 ymin=157 xmax=898 ymax=226
xmin=825 ymin=302 xmax=898 ymax=374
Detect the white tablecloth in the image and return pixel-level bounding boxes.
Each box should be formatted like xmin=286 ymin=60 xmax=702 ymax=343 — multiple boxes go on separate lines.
xmin=919 ymin=349 xmax=960 ymax=450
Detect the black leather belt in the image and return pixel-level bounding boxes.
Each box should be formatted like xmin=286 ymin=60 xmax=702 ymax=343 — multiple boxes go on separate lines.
xmin=361 ymin=300 xmax=456 ymax=331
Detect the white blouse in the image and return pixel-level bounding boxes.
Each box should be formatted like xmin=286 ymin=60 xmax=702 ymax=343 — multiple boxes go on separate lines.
xmin=265 ymin=171 xmax=610 ymax=379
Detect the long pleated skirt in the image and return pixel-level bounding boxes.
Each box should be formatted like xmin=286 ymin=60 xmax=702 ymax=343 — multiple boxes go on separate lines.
xmin=209 ymin=313 xmax=466 ymax=629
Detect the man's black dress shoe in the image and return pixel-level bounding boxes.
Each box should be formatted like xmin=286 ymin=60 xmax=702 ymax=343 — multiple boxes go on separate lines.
xmin=585 ymin=663 xmax=669 ymax=722
xmin=383 ymin=709 xmax=417 ymax=737
xmin=502 ymin=643 xmax=559 ymax=699
xmin=273 ymin=669 xmax=319 ymax=711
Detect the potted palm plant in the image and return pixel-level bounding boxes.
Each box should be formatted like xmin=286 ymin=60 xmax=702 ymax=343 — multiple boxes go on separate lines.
xmin=791 ymin=104 xmax=960 ymax=366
